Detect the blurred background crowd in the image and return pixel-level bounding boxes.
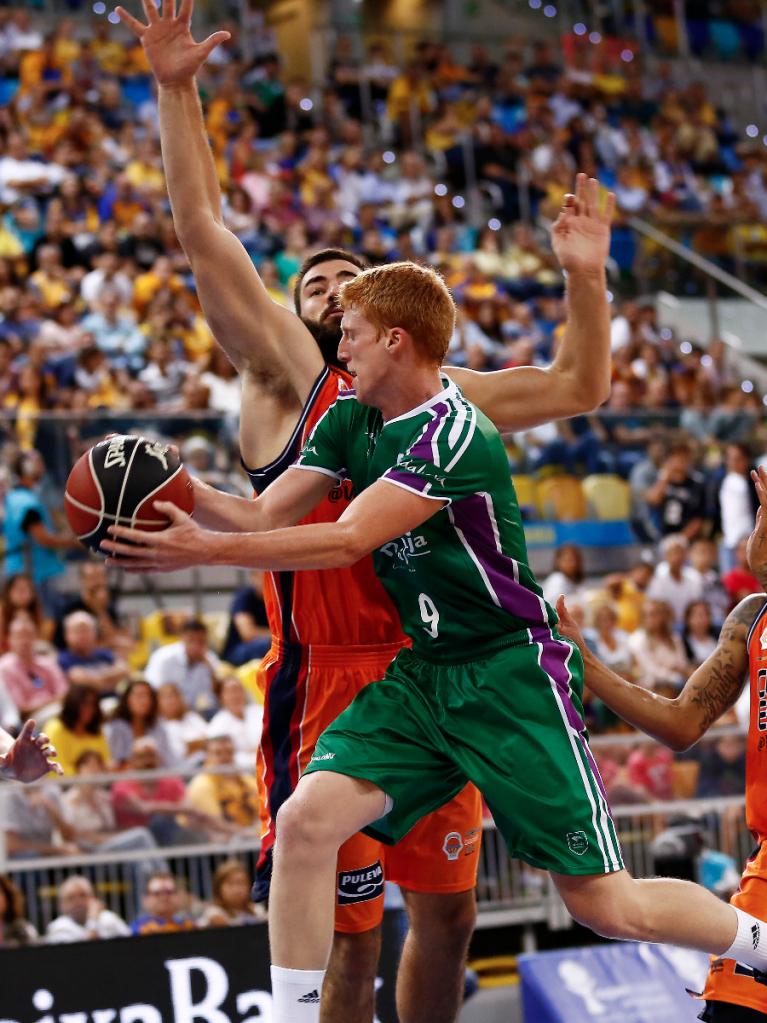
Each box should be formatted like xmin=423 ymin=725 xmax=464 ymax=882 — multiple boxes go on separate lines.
xmin=0 ymin=0 xmax=766 ymax=943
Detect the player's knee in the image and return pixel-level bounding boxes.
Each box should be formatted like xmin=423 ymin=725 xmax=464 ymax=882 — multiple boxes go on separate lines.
xmin=275 ymin=794 xmax=332 ymax=858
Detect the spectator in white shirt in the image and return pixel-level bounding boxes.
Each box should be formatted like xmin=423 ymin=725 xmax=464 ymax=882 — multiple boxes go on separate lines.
xmin=207 ymin=676 xmax=264 ymax=770
xmin=627 ymin=600 xmax=691 ymax=693
xmin=45 ymin=875 xmax=130 ymax=943
xmin=719 ymin=442 xmax=757 ymax=572
xmin=144 ymin=619 xmax=221 ymax=715
xmin=541 ymin=544 xmax=587 ymax=607
xmin=157 ymin=682 xmax=208 ymax=766
xmin=79 ymin=251 xmax=133 ymax=306
xmin=646 ymin=534 xmax=703 ymax=625
xmin=0 ymin=134 xmax=68 ymax=205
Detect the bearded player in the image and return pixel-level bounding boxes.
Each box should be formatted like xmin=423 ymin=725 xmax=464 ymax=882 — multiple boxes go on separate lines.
xmin=555 ymin=465 xmax=767 ymax=1023
xmin=117 ymin=2 xmax=613 ymax=1019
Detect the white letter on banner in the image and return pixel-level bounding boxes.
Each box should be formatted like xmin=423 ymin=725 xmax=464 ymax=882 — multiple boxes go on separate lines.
xmin=166 ymin=957 xmax=231 ymax=1023
xmin=91 ymin=1012 xmax=117 ymax=1023
xmin=58 ymin=1015 xmax=88 ymax=1023
xmin=119 ymin=1007 xmax=162 ymax=1023
xmin=236 ymin=990 xmax=272 ymax=1022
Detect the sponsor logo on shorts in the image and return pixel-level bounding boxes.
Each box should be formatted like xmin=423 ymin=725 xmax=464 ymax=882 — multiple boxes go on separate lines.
xmin=567 ymin=831 xmax=589 ymax=856
xmin=443 ymin=832 xmax=464 ymax=861
xmin=753 ymin=923 xmax=762 ymax=950
xmin=310 ymin=751 xmax=335 ymax=762
xmin=337 ymin=860 xmax=384 ymax=905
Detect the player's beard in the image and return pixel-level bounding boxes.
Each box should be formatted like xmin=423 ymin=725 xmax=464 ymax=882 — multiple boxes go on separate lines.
xmin=301 ymin=315 xmax=344 ymax=370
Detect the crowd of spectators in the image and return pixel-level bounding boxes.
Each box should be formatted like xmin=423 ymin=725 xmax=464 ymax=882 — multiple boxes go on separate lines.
xmin=0 ymin=861 xmax=265 ymax=947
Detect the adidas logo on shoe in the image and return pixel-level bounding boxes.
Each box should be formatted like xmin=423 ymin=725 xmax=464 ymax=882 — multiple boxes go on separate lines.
xmin=752 ymin=923 xmax=761 ymax=951
xmin=298 ymin=989 xmax=320 ymax=1004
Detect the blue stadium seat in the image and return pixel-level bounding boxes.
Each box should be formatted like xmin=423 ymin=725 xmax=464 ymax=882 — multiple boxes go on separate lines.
xmin=686 ymin=20 xmax=710 ymax=56
xmin=710 ymin=20 xmax=741 ymax=59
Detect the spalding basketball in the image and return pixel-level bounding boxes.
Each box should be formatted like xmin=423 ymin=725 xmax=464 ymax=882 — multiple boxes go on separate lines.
xmin=65 ymin=435 xmax=194 ymax=552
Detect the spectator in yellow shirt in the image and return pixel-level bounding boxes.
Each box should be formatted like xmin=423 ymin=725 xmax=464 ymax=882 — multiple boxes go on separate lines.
xmin=186 ymin=735 xmax=260 ymax=832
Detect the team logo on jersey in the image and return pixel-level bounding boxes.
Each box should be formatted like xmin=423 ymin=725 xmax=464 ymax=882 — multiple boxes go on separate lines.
xmin=379 ymin=531 xmax=431 ymax=568
xmin=443 ymin=832 xmax=464 ymax=861
xmin=567 ymin=831 xmax=589 ymax=856
xmin=337 ymin=861 xmax=384 ymax=905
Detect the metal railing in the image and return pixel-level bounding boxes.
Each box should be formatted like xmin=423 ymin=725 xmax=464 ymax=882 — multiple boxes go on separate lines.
xmin=0 ymin=733 xmax=752 ymax=939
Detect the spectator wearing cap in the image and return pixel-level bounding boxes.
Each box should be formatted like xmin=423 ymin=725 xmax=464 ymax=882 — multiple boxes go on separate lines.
xmin=144 ymin=619 xmax=221 ymax=716
xmin=646 ymin=534 xmax=704 ymax=625
xmin=0 ymin=615 xmax=67 ymax=721
xmin=58 ymin=610 xmax=129 ymax=694
xmin=45 ymin=875 xmax=130 ymax=943
xmin=131 ymin=872 xmax=196 ymax=936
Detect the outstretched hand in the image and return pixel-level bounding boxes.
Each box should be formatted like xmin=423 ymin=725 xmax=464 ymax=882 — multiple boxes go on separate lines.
xmin=0 ymin=720 xmax=62 ymax=783
xmin=749 ymin=465 xmax=767 ymax=587
xmin=551 ymin=173 xmax=615 ymax=277
xmin=116 ymin=0 xmax=230 ymax=88
xmin=100 ymin=500 xmax=207 ymax=572
xmin=555 ymin=595 xmax=588 ymax=655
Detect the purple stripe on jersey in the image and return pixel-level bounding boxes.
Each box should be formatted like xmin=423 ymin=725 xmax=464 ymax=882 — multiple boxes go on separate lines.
xmin=531 ymin=625 xmax=609 ymax=804
xmin=408 ymin=402 xmax=451 ymax=462
xmin=383 ymin=468 xmax=432 ymax=494
xmin=449 ymin=493 xmax=547 ymax=624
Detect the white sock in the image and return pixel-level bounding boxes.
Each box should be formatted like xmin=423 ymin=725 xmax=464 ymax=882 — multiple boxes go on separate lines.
xmin=270 ymin=965 xmax=326 ymax=1023
xmin=723 ymin=907 xmax=767 ymax=971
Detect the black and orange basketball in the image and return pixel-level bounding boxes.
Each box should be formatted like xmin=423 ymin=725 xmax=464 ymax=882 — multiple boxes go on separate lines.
xmin=65 ymin=435 xmax=194 ymax=552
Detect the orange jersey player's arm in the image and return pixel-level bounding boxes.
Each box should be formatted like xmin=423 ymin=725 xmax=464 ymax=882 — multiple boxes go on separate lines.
xmin=556 ymin=594 xmax=764 ymax=752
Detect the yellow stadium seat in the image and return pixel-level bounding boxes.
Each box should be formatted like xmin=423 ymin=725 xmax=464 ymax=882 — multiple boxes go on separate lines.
xmin=511 ymin=474 xmax=538 ymax=517
xmin=654 ymin=15 xmax=679 ymax=52
xmin=582 ymin=474 xmax=632 ymax=521
xmin=536 ymin=476 xmax=586 ymax=522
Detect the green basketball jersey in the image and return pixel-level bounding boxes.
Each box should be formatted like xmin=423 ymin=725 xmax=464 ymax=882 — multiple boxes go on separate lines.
xmin=295 ymin=378 xmax=556 ymax=661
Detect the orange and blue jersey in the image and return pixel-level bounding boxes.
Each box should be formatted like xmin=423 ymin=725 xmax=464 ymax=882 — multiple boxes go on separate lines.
xmin=700 ymin=596 xmax=767 ymax=1016
xmin=243 ymin=366 xmax=408 ymax=900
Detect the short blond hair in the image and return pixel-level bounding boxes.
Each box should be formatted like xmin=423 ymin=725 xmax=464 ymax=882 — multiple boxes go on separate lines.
xmin=339 ymin=262 xmax=455 ymax=363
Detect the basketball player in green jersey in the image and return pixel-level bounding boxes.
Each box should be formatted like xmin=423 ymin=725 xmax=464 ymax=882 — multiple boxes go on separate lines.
xmin=105 ymin=261 xmax=767 ymax=1023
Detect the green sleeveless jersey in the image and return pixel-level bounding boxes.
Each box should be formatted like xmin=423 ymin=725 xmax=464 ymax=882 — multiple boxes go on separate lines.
xmin=295 ymin=378 xmax=556 ymax=662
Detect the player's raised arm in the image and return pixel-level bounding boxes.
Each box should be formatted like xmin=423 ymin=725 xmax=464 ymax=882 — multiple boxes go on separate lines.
xmin=116 ymin=0 xmax=324 ymax=397
xmin=446 ymin=174 xmax=613 ymax=431
xmin=556 ymin=594 xmax=759 ymax=752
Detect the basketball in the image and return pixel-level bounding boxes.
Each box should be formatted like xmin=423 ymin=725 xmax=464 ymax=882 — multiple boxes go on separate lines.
xmin=64 ymin=435 xmax=195 ymax=552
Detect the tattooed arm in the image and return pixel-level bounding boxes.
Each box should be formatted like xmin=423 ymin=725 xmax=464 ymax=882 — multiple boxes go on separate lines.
xmin=572 ymin=595 xmax=764 ymax=751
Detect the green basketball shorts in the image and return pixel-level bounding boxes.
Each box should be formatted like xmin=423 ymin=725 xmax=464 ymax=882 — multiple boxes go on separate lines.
xmin=303 ymin=628 xmax=623 ymax=876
